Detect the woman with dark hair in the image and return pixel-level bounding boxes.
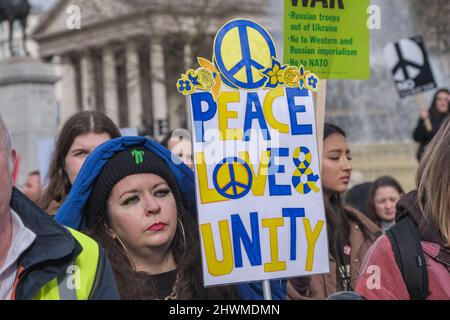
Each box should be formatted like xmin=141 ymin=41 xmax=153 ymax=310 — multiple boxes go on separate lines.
xmin=55 ymin=136 xmax=285 ymax=300
xmin=287 ymin=123 xmax=381 ymax=299
xmin=413 ymin=88 xmax=449 ymax=160
xmin=367 ymin=176 xmax=404 ymax=232
xmin=39 ymin=111 xmax=121 ymax=215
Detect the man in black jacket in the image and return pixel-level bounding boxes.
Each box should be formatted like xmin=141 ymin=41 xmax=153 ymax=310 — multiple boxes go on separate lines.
xmin=0 ymin=116 xmax=119 ymax=300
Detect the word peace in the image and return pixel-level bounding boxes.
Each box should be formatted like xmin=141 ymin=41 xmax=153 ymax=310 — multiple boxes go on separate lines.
xmin=191 ymin=87 xmax=313 ymax=142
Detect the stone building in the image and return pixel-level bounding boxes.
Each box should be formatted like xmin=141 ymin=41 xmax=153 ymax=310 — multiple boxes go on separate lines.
xmin=32 ymin=0 xmax=272 ymax=138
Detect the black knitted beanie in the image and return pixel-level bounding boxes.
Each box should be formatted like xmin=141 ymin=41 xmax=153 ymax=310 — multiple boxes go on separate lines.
xmin=84 ymin=147 xmax=183 ymax=228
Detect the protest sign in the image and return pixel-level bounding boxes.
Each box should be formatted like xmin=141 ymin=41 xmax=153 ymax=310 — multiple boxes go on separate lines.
xmin=284 ymin=0 xmax=370 ymax=80
xmin=177 ymin=19 xmax=329 ymax=286
xmin=384 ymin=35 xmax=437 ymax=98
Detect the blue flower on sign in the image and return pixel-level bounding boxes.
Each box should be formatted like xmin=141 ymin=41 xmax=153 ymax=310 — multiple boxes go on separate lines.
xmin=307 ymin=75 xmax=318 ymax=90
xmin=177 ymin=79 xmax=193 ymax=95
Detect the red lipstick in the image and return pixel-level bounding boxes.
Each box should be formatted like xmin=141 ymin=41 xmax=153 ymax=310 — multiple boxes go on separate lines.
xmin=147 ymin=222 xmax=167 ymax=231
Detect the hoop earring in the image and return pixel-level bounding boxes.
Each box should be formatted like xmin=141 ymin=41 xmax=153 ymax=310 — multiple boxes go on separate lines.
xmin=110 ymin=230 xmax=137 ymax=271
xmin=177 ymin=217 xmax=186 ymax=253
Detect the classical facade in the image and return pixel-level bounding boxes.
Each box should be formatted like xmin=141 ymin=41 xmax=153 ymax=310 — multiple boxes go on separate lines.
xmin=32 ymin=0 xmax=272 ymax=138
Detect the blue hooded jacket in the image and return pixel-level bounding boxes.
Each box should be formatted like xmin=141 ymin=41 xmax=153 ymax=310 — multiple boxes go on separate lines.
xmin=55 ymin=136 xmax=286 ymax=300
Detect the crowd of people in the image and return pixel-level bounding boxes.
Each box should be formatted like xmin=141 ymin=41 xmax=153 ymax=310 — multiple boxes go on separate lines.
xmin=0 ymin=88 xmax=449 ymax=300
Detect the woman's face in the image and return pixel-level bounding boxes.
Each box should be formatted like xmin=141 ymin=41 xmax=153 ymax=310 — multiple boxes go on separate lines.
xmin=322 ymin=133 xmax=352 ymax=196
xmin=373 ymin=186 xmax=401 ymax=223
xmin=107 ymin=173 xmax=178 ymax=257
xmin=64 ymin=132 xmax=111 ymax=185
xmin=435 ymin=91 xmax=449 ymax=113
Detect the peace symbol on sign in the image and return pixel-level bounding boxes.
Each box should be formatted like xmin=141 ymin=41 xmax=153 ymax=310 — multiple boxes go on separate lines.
xmin=213 ymin=157 xmax=253 ymax=199
xmin=213 ymin=19 xmax=277 ymax=90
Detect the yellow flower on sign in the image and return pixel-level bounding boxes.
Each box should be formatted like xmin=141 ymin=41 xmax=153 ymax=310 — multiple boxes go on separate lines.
xmin=196 ymin=68 xmax=215 ymax=90
xmin=270 ymin=65 xmax=284 ymax=85
xmin=283 ymin=66 xmax=301 ymax=87
xmin=262 ymin=58 xmax=286 ymax=88
xmin=198 ymin=57 xmax=222 ymax=101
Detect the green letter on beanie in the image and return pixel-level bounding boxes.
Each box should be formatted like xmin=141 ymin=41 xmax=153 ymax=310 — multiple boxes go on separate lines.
xmin=131 ymin=150 xmax=145 ymax=164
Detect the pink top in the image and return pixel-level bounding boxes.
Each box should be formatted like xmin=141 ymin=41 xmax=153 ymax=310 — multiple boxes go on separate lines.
xmin=355 ymin=235 xmax=450 ymax=300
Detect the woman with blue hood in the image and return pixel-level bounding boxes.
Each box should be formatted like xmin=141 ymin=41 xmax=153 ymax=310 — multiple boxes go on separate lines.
xmin=55 ymin=136 xmax=285 ymax=300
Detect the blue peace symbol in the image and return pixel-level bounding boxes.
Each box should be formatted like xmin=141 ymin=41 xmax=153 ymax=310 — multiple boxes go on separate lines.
xmin=213 ymin=157 xmax=253 ymax=199
xmin=214 ymin=57 xmax=238 ymax=89
xmin=214 ymin=19 xmax=277 ymax=90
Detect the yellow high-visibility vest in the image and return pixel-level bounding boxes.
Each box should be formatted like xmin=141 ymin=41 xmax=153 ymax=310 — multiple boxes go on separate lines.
xmin=33 ymin=228 xmax=100 ymax=300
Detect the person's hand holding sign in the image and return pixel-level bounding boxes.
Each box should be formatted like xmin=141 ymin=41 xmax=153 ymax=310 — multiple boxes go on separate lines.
xmin=417 ymin=95 xmax=433 ymax=132
xmin=419 ymin=103 xmax=429 ymax=120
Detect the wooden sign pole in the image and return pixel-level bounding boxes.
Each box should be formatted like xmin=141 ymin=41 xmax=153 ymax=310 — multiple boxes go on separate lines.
xmin=314 ymin=79 xmax=327 ymax=174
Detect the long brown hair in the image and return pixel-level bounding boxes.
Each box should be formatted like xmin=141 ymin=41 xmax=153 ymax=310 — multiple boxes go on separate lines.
xmin=86 ymin=170 xmax=236 ymax=300
xmin=323 ymin=123 xmax=378 ymax=267
xmin=367 ymin=176 xmax=404 ymax=227
xmin=39 ymin=111 xmax=120 ymax=211
xmin=416 ymin=117 xmax=450 ymax=247
xmin=428 ymin=88 xmax=449 ymax=118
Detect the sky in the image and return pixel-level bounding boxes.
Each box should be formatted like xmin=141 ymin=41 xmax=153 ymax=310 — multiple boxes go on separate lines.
xmin=30 ymin=0 xmax=57 ymax=12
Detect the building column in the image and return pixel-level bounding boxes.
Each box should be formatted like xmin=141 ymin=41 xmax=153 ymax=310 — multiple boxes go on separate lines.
xmin=126 ymin=40 xmax=143 ymax=130
xmin=184 ymin=41 xmax=193 ymax=69
xmin=59 ymin=56 xmax=78 ymax=124
xmin=80 ymin=50 xmax=96 ymax=111
xmin=150 ymin=39 xmax=169 ymax=138
xmin=102 ymin=47 xmax=120 ymax=126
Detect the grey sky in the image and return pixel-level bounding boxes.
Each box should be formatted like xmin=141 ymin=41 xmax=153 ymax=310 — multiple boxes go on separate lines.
xmin=30 ymin=0 xmax=57 ymax=12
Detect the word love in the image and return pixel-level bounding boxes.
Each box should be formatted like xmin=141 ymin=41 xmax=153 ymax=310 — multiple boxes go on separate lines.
xmin=196 ymin=146 xmax=320 ymax=204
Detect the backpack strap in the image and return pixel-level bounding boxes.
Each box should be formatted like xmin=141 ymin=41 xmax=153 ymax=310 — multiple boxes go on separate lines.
xmin=386 ymin=216 xmax=430 ymax=300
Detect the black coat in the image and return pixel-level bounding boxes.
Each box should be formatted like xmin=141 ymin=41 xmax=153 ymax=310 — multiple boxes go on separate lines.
xmin=413 ymin=113 xmax=448 ymax=160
